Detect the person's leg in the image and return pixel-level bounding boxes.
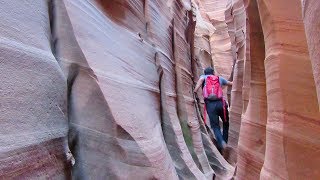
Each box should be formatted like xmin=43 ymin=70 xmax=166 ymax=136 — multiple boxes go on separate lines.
xmin=222 ymin=100 xmax=229 ymax=143
xmin=217 ymin=100 xmax=229 ymax=143
xmin=206 ymin=100 xmax=224 ymax=149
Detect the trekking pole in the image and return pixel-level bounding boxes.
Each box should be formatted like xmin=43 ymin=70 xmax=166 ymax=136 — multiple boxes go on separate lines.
xmin=192 ymin=87 xmax=202 ymax=118
xmin=192 ymin=86 xmax=212 ymax=134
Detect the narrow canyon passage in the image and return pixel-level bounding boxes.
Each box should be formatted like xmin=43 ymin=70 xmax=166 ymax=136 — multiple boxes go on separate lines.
xmin=0 ymin=0 xmax=319 ymax=179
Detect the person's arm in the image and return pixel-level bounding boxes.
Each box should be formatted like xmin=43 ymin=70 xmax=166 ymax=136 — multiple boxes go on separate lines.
xmin=194 ymin=77 xmax=205 ymax=93
xmin=226 ymin=81 xmax=233 ymax=86
xmin=220 ymin=76 xmax=233 ymax=87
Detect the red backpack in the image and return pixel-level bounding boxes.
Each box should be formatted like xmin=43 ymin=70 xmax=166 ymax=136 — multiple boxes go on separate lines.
xmin=202 ymin=75 xmax=226 ymax=124
xmin=203 ymin=75 xmax=223 ymax=100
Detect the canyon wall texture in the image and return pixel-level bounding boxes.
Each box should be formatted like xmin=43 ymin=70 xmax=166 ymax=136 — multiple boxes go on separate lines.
xmin=1 ymin=0 xmax=320 ymax=179
xmin=227 ymin=0 xmax=247 ymax=150
xmin=235 ymin=0 xmax=320 ymax=179
xmin=257 ymin=0 xmax=320 ymax=179
xmin=55 ymin=0 xmax=233 ymax=179
xmin=1 ymin=0 xmax=235 ymax=179
xmin=302 ymin=0 xmax=320 ymax=110
xmin=236 ymin=0 xmax=267 ymax=179
xmin=0 ymin=1 xmax=70 ymax=178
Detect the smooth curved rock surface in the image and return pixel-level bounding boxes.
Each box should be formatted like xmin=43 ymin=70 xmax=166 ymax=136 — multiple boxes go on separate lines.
xmin=199 ymin=0 xmax=234 ymax=79
xmin=60 ymin=0 xmax=234 ymax=179
xmin=242 ymin=18 xmax=251 ymax=115
xmin=302 ymin=0 xmax=320 ymax=110
xmin=53 ymin=1 xmax=160 ymax=179
xmin=62 ymin=0 xmax=187 ymax=178
xmin=227 ymin=0 xmax=247 ymax=150
xmin=236 ymin=0 xmax=267 ymax=178
xmin=2 ymin=0 xmax=320 ymax=179
xmin=0 ymin=0 xmax=69 ymax=178
xmin=257 ymin=0 xmax=320 ymax=179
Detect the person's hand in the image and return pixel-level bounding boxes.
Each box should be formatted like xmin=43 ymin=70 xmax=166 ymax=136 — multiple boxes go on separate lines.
xmin=187 ymin=121 xmax=193 ymax=127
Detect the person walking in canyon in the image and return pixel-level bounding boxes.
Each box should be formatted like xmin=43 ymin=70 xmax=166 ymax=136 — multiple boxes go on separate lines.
xmin=194 ymin=67 xmax=233 ymax=152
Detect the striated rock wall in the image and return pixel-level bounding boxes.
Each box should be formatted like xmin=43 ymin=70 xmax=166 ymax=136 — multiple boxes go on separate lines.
xmin=52 ymin=1 xmax=162 ymax=179
xmin=62 ymin=0 xmax=236 ymax=178
xmin=1 ymin=0 xmax=236 ymax=179
xmin=235 ymin=0 xmax=320 ymax=179
xmin=1 ymin=0 xmax=320 ymax=179
xmin=60 ymin=0 xmax=207 ymax=178
xmin=199 ymin=0 xmax=234 ymax=79
xmin=228 ymin=0 xmax=247 ymax=151
xmin=0 ymin=1 xmax=70 ymax=178
xmin=236 ymin=0 xmax=267 ymax=178
xmin=301 ymin=0 xmax=320 ymax=110
xmin=257 ymin=0 xmax=320 ymax=179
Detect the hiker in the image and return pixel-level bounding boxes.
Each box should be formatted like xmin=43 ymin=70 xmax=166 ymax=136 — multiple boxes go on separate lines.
xmin=193 ymin=67 xmax=233 ymax=151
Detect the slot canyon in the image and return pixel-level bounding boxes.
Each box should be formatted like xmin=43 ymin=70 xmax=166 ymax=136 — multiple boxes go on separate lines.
xmin=0 ymin=0 xmax=319 ymax=179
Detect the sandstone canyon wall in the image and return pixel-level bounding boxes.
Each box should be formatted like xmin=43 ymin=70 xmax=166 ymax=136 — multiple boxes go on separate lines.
xmin=236 ymin=0 xmax=267 ymax=179
xmin=1 ymin=0 xmax=320 ymax=180
xmin=52 ymin=0 xmax=235 ymax=179
xmin=1 ymin=0 xmax=235 ymax=179
xmin=235 ymin=0 xmax=320 ymax=179
xmin=0 ymin=1 xmax=70 ymax=178
xmin=227 ymin=0 xmax=247 ymax=150
xmin=301 ymin=0 xmax=320 ymax=110
xmin=257 ymin=0 xmax=320 ymax=179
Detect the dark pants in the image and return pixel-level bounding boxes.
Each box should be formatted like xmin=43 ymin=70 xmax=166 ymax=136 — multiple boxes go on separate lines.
xmin=205 ymin=99 xmax=229 ymax=149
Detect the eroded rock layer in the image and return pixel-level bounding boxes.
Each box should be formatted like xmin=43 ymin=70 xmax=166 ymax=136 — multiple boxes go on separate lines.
xmin=1 ymin=0 xmax=320 ymax=179
xmin=257 ymin=0 xmax=320 ymax=178
xmin=236 ymin=0 xmax=267 ymax=178
xmin=0 ymin=1 xmax=69 ymax=178
xmin=302 ymin=0 xmax=320 ymax=110
xmin=227 ymin=0 xmax=247 ymax=150
xmin=0 ymin=0 xmax=235 ymax=179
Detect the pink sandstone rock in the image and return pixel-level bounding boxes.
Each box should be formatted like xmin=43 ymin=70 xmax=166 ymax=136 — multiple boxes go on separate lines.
xmin=228 ymin=0 xmax=247 ymax=150
xmin=59 ymin=0 xmax=233 ymax=179
xmin=2 ymin=0 xmax=320 ymax=179
xmin=0 ymin=0 xmax=70 ymax=178
xmin=257 ymin=0 xmax=320 ymax=179
xmin=301 ymin=0 xmax=320 ymax=110
xmin=0 ymin=0 xmax=237 ymax=178
xmin=192 ymin=0 xmax=215 ymax=71
xmin=236 ymin=0 xmax=267 ymax=179
xmin=199 ymin=0 xmax=234 ymax=79
xmin=242 ymin=6 xmax=251 ymax=115
xmin=52 ymin=1 xmax=159 ymax=179
xmin=61 ymin=0 xmax=187 ymax=178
